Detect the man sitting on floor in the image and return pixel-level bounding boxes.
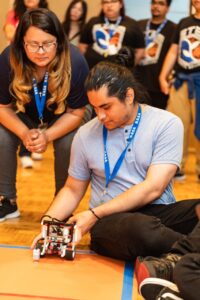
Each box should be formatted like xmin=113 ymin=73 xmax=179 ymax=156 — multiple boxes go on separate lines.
xmin=32 ymin=60 xmax=200 ymax=263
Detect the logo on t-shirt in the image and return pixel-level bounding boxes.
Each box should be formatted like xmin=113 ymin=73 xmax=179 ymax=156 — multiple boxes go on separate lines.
xmin=178 ymin=25 xmax=200 ymax=69
xmin=140 ymin=30 xmax=164 ymax=66
xmin=92 ymin=23 xmax=126 ymax=56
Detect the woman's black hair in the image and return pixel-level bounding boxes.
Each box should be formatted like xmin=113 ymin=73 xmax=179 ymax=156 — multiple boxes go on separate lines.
xmin=12 ymin=8 xmax=68 ymax=66
xmin=85 ymin=61 xmax=149 ymax=104
xmin=13 ymin=0 xmax=49 ymax=20
xmin=106 ymin=46 xmax=135 ymax=69
xmin=62 ymin=0 xmax=87 ymax=36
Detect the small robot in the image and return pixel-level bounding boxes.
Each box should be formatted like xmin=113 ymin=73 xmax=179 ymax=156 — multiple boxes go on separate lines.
xmin=33 ymin=215 xmax=77 ymax=261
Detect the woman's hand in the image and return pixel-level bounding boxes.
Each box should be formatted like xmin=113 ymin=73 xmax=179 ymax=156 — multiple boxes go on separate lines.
xmin=68 ymin=210 xmax=99 ymax=243
xmin=24 ymin=129 xmax=48 ymax=153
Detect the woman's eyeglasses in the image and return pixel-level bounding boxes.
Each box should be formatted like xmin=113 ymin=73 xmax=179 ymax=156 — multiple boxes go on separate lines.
xmin=24 ymin=41 xmax=57 ymax=53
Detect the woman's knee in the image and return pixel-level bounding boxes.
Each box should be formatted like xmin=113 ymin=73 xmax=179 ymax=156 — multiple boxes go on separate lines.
xmin=53 ymin=130 xmax=77 ymax=154
xmin=0 ymin=125 xmax=19 ymax=149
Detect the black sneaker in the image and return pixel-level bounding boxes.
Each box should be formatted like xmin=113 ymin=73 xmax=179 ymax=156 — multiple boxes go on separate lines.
xmin=135 ymin=253 xmax=181 ymax=297
xmin=174 ymin=170 xmax=186 ymax=181
xmin=139 ymin=278 xmax=181 ymax=300
xmin=0 ymin=196 xmax=20 ymax=222
xmin=157 ymin=286 xmax=183 ymax=300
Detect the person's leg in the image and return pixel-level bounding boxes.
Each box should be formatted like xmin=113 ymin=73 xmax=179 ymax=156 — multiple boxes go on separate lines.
xmin=138 ymin=199 xmax=200 ymax=235
xmin=91 ymin=199 xmax=200 ymax=260
xmin=53 ymin=129 xmax=77 ymax=195
xmin=173 ymin=253 xmax=200 ymax=300
xmin=0 ymin=124 xmax=20 ymax=221
xmin=18 ymin=143 xmax=34 ymax=169
xmin=167 ymin=83 xmax=191 ymax=176
xmin=135 ymin=200 xmax=200 ymax=299
xmin=90 ymin=212 xmax=183 ymax=261
xmin=0 ymin=124 xmax=20 ymax=198
xmin=139 ymin=279 xmax=182 ymax=300
xmin=19 ymin=143 xmax=31 ymax=157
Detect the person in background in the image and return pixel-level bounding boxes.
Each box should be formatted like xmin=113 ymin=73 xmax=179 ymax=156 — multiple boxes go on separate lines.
xmin=32 ymin=58 xmax=200 ymax=266
xmin=0 ymin=8 xmax=89 ymax=222
xmin=136 ymin=0 xmax=175 ymax=110
xmin=159 ymin=0 xmax=200 ymax=181
xmin=4 ymin=0 xmax=49 ymax=43
xmin=62 ymin=0 xmax=87 ymax=47
xmin=3 ymin=0 xmax=49 ymax=168
xmin=79 ymin=0 xmax=145 ymax=69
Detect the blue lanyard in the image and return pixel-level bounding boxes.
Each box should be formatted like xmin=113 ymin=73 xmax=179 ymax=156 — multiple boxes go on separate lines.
xmin=104 ymin=16 xmax=122 ymax=38
xmin=145 ymin=19 xmax=167 ymax=46
xmin=32 ymin=72 xmax=48 ymax=124
xmin=103 ymin=105 xmax=142 ymax=188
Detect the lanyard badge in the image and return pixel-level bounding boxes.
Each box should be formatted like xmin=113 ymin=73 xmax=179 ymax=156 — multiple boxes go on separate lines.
xmin=32 ymin=72 xmax=49 ymax=131
xmin=102 ymin=105 xmax=142 ymax=196
xmin=145 ymin=19 xmax=167 ymax=46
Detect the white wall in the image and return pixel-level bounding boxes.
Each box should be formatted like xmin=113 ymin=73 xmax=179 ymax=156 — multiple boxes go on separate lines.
xmin=0 ymin=0 xmax=191 ymax=52
xmin=124 ymin=0 xmax=191 ymax=23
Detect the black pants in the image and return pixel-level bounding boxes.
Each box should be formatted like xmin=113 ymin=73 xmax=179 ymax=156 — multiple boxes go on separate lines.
xmin=90 ymin=199 xmax=200 ymax=261
xmin=148 ymin=90 xmax=169 ymax=110
xmin=170 ymin=220 xmax=200 ymax=300
xmin=173 ymin=254 xmax=200 ymax=300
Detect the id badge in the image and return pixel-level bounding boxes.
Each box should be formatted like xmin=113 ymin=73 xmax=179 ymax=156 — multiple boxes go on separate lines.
xmin=38 ymin=119 xmax=47 ymax=132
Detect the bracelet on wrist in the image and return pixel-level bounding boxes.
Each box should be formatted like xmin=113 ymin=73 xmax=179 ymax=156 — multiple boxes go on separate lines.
xmin=89 ymin=208 xmax=101 ymax=220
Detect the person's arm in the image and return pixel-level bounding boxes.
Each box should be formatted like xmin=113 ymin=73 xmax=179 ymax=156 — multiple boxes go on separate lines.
xmin=4 ymin=24 xmax=16 ymax=43
xmin=26 ymin=106 xmax=85 ymax=153
xmin=159 ymin=44 xmax=179 ymax=95
xmin=68 ymin=163 xmax=177 ymax=241
xmin=0 ymin=104 xmax=32 ymax=140
xmin=45 ymin=106 xmax=85 ymax=142
xmin=3 ymin=10 xmax=17 ymax=43
xmin=0 ymin=104 xmax=44 ymax=151
xmin=46 ymin=176 xmax=90 ymax=220
xmin=93 ymin=163 xmax=177 ymax=216
xmin=31 ymin=176 xmax=90 ymax=248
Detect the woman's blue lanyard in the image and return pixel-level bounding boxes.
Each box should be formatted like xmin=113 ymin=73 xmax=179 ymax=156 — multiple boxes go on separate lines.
xmin=32 ymin=72 xmax=48 ymax=126
xmin=145 ymin=19 xmax=167 ymax=46
xmin=103 ymin=105 xmax=142 ymax=189
xmin=104 ymin=16 xmax=122 ymax=38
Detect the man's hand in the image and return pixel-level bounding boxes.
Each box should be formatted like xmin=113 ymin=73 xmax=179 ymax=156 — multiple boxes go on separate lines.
xmin=68 ymin=210 xmax=99 ymax=243
xmin=31 ymin=232 xmax=43 ymax=249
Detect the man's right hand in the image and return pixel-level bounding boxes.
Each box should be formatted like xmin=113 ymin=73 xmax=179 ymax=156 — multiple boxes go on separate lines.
xmin=31 ymin=232 xmax=43 ymax=249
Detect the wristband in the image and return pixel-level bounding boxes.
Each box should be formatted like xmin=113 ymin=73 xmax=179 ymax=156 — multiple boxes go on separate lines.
xmin=89 ymin=208 xmax=101 ymax=220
